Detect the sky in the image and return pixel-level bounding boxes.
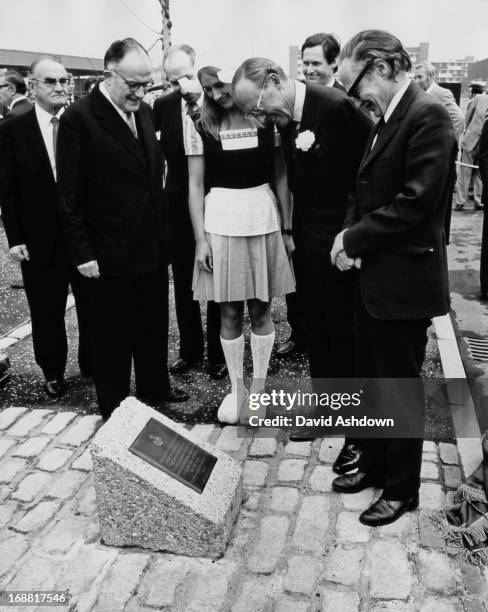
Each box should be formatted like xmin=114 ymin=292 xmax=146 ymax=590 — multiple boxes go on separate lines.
xmin=0 ymin=0 xmax=487 ymax=70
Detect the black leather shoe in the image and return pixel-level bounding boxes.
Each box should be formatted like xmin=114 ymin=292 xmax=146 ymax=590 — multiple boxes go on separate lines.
xmin=359 ymin=496 xmax=419 ymax=526
xmin=43 ymin=379 xmax=65 ymax=398
xmin=163 ymin=388 xmax=189 ymax=403
xmin=275 ymin=339 xmax=306 ymax=358
xmin=333 ymin=443 xmax=361 ymax=475
xmin=169 ymin=358 xmax=200 ymax=375
xmin=332 ymin=471 xmax=382 ymax=494
xmin=475 ymin=204 xmax=485 ymax=211
xmin=208 ymin=362 xmax=228 ymax=380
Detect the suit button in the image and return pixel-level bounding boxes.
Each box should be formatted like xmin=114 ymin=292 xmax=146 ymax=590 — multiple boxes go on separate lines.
xmin=360 ymin=175 xmax=368 ymax=184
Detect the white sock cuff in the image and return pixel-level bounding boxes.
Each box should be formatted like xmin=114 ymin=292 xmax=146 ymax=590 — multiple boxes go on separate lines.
xmin=221 ymin=334 xmax=244 ymax=347
xmin=250 ymin=330 xmax=275 ymax=343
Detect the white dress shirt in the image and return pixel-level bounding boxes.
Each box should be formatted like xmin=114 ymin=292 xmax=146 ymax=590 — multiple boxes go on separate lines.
xmin=292 ymin=79 xmax=306 ymax=123
xmin=371 ymin=79 xmax=411 ymax=149
xmin=99 ymin=81 xmax=138 ymax=137
xmin=34 ymin=103 xmax=64 ymax=180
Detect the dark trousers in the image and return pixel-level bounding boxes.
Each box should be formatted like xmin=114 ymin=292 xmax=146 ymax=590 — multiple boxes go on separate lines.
xmin=88 ymin=269 xmax=170 ymax=417
xmin=170 ymin=203 xmax=223 ymax=364
xmin=21 ymin=254 xmax=91 ymax=380
xmin=481 ymin=203 xmax=488 ymax=296
xmin=355 ymin=293 xmax=430 ymax=500
xmin=284 ymin=232 xmax=308 ymax=346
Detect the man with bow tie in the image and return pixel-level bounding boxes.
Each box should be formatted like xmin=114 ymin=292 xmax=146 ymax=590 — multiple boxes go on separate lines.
xmin=57 ymin=38 xmax=188 ymax=420
xmin=232 ymin=57 xmax=371 ymax=468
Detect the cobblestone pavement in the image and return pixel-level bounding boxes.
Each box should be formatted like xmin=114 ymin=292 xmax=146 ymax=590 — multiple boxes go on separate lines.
xmin=1 ymin=407 xmax=486 ymax=612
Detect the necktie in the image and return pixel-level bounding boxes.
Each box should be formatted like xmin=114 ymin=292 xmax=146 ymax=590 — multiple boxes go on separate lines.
xmin=371 ymin=116 xmax=385 ymax=150
xmin=186 ymin=100 xmax=201 ymax=124
xmin=50 ymin=116 xmax=59 ymax=159
xmin=125 ymin=112 xmax=138 ymax=139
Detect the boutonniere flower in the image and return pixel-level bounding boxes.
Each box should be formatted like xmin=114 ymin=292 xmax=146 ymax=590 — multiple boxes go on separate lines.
xmin=155 ymin=130 xmax=161 ymax=141
xmin=295 ymin=129 xmax=315 ymax=151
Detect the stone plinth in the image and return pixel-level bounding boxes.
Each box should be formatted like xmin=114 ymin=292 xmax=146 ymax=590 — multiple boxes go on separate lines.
xmin=90 ymin=398 xmax=243 ymax=558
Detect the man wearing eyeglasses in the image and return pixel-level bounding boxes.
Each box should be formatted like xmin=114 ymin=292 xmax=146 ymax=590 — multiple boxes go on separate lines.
xmin=0 ymin=59 xmax=92 ymax=398
xmin=57 ymin=38 xmax=188 ymax=421
xmin=329 ymin=30 xmax=456 ymax=526
xmin=232 ymin=58 xmax=371 ymax=468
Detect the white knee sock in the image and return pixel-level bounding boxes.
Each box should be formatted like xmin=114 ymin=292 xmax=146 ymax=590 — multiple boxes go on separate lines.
xmin=250 ymin=330 xmax=275 ymax=395
xmin=220 ymin=334 xmax=245 ymax=393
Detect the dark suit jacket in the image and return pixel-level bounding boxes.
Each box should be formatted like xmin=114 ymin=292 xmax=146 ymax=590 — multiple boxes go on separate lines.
xmin=332 ymin=80 xmax=346 ymax=92
xmin=479 ymin=118 xmax=488 ymax=206
xmin=283 ymin=84 xmax=372 ymax=277
xmin=343 ymin=81 xmax=456 ymax=320
xmin=0 ymin=107 xmax=65 ymax=267
xmin=5 ymin=97 xmax=33 ymax=118
xmin=57 ymin=85 xmax=169 ymax=277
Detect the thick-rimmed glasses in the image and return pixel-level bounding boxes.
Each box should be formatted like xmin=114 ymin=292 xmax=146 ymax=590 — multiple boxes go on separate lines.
xmin=245 ymin=80 xmax=267 ymax=119
xmin=110 ymin=68 xmax=154 ymax=93
xmin=30 ymin=78 xmax=72 ymax=88
xmin=347 ymin=59 xmax=375 ymax=100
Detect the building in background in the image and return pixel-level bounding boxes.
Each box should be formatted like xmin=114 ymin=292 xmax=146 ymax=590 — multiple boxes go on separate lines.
xmin=289 ymin=46 xmax=303 ymax=80
xmin=433 ymin=57 xmax=476 ymax=87
xmin=468 ymin=58 xmax=488 ymax=89
xmin=406 ymin=42 xmax=430 ymax=65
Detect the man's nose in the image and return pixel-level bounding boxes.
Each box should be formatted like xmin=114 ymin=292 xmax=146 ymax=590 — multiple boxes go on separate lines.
xmin=213 ymin=88 xmax=222 ymax=100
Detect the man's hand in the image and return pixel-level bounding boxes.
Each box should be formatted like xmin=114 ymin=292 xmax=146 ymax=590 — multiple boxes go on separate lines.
xmin=330 ymin=229 xmax=347 ymax=265
xmin=335 ymin=250 xmax=356 ymax=271
xmin=9 ymin=244 xmax=30 ymax=262
xmin=195 ymin=239 xmax=213 ymax=272
xmin=282 ymin=234 xmax=295 ymax=258
xmin=77 ymin=260 xmax=100 ymax=278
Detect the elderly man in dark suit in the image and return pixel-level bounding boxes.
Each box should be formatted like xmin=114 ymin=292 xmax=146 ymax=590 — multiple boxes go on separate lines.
xmin=57 ymin=38 xmax=188 ymax=420
xmin=232 ymin=55 xmax=372 ymax=471
xmin=1 ymin=59 xmax=91 ymax=397
xmin=330 ymin=30 xmax=456 ymax=526
xmin=0 ymin=69 xmax=32 ymax=118
xmin=153 ymin=44 xmax=226 ymax=380
xmin=479 ymin=118 xmax=488 ymax=298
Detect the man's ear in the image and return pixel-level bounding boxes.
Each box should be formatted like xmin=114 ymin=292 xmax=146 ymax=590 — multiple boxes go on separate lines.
xmin=267 ymin=72 xmax=282 ymax=89
xmin=375 ymin=60 xmax=391 ymax=78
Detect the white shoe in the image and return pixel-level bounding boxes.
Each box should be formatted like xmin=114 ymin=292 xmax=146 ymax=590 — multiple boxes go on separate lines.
xmin=217 ymin=388 xmax=249 ymax=425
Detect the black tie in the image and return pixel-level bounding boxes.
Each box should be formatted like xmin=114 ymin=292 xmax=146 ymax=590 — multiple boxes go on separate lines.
xmin=186 ymin=100 xmax=201 ymax=124
xmin=50 ymin=116 xmax=59 ymax=159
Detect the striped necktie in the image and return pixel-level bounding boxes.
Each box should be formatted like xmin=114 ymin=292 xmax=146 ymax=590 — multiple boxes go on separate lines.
xmin=125 ymin=112 xmax=138 ymax=139
xmin=50 ymin=116 xmax=59 ymax=159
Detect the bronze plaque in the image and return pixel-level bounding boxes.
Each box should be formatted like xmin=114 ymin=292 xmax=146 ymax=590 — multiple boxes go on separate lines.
xmin=129 ymin=418 xmax=217 ymax=494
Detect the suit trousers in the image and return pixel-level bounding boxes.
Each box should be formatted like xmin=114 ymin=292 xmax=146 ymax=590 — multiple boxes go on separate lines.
xmin=21 ymin=253 xmax=92 ymax=380
xmin=355 ymin=292 xmax=430 ymax=500
xmin=455 ymin=149 xmax=483 ymax=206
xmin=284 ymin=233 xmax=308 ymax=346
xmin=169 ymin=195 xmax=223 ymax=364
xmin=87 ymin=269 xmax=170 ymax=417
xmin=481 ymin=204 xmax=488 ymax=296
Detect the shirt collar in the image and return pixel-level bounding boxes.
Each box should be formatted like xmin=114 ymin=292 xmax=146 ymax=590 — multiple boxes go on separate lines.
xmin=383 ymin=79 xmax=411 ymax=123
xmin=9 ymin=95 xmax=27 ymax=111
xmin=100 ymin=80 xmax=132 ymax=120
xmin=292 ymin=79 xmax=306 ymax=122
xmin=426 ymin=82 xmax=435 ymax=95
xmin=181 ymin=92 xmax=204 ymax=110
xmin=327 ymin=76 xmax=336 ymax=88
xmin=34 ymin=102 xmax=64 ymax=126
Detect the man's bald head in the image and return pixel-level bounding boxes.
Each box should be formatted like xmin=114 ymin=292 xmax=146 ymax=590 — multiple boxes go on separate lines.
xmin=29 ymin=58 xmax=69 ymax=114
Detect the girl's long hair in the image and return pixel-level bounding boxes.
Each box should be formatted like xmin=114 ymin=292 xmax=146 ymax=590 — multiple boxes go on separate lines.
xmin=197 ymin=66 xmax=231 ymax=140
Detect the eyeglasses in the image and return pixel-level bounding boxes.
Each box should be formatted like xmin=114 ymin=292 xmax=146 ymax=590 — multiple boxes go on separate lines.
xmin=0 ymin=83 xmax=11 ymax=89
xmin=111 ymin=69 xmax=154 ymax=93
xmin=245 ymin=81 xmax=267 ymax=119
xmin=347 ymin=59 xmax=375 ymax=100
xmin=30 ymin=78 xmax=72 ymax=88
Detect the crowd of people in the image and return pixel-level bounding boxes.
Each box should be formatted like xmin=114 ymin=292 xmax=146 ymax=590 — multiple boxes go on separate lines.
xmin=0 ymin=27 xmax=486 ymax=530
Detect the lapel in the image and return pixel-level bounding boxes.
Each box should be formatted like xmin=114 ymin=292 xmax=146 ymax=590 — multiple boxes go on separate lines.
xmin=25 ymin=108 xmax=54 ymax=178
xmin=136 ymin=105 xmax=157 ymax=177
xmin=91 ymin=85 xmax=148 ymax=169
xmin=299 ymin=85 xmax=319 ymax=133
xmin=358 ymin=80 xmax=419 ymax=174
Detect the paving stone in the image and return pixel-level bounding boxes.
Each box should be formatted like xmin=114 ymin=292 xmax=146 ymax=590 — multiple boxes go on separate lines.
xmin=309 ymin=465 xmax=335 ymax=492
xmin=8 ymin=409 xmax=53 ymax=436
xmin=459 ymin=562 xmax=488 ymax=597
xmin=243 ymin=460 xmax=269 ymax=486
xmin=0 ymin=439 xmax=17 ymax=459
xmin=421 ymin=461 xmax=439 ymax=480
xmin=336 ymin=512 xmax=370 ymax=543
xmin=6 ymin=552 xmax=64 ymax=590
xmin=41 ymin=411 xmax=77 ymax=435
xmin=419 ymin=599 xmax=458 ymax=612
xmin=0 ymin=458 xmax=27 ymax=483
xmin=55 ymin=545 xmax=118 ymax=608
xmin=0 ymin=533 xmax=29 ymax=577
xmin=420 ymin=482 xmax=445 ymax=511
xmin=369 ymin=540 xmax=412 ymax=599
xmin=215 ymin=426 xmax=244 ymax=452
xmin=284 ymin=556 xmax=322 ymax=594
xmin=14 ymin=500 xmax=60 ymax=533
xmin=323 ymin=545 xmax=364 ymax=585
xmin=0 ymin=501 xmax=17 ymax=526
xmin=60 ymin=415 xmax=101 ymax=446
xmin=377 ymin=512 xmax=416 ymax=538
xmin=37 ymin=448 xmax=74 ymax=472
xmin=318 ymin=438 xmax=344 ymax=463
xmin=227 ymin=516 xmax=255 ymax=558
xmin=47 ymin=470 xmax=88 ymax=499
xmin=418 ymin=549 xmax=457 ymax=592
xmin=269 ymin=487 xmax=300 ymax=513
xmin=463 ymin=600 xmax=486 ymax=612
xmin=249 ymin=437 xmax=277 ymax=457
xmin=340 ymin=487 xmax=376 ymax=511
xmin=75 ymin=484 xmax=97 ymax=516
xmin=275 ymin=597 xmax=311 ymax=612
xmin=285 ymin=440 xmax=313 ymax=457
xmin=419 ymin=512 xmax=447 ymax=552
xmin=423 ymin=441 xmax=437 ymax=454
xmin=13 ymin=436 xmax=50 ymax=458
xmin=443 ymin=465 xmax=462 ymax=489
xmin=439 ymin=442 xmax=459 ymax=465
xmin=93 ymin=553 xmax=149 ymax=612
xmin=423 ymin=451 xmax=437 ymax=462
xmin=292 ymin=496 xmax=329 ymax=552
xmin=185 ymin=560 xmax=238 ymax=612
xmin=278 ymin=459 xmax=307 ymax=482
xmin=233 ymin=576 xmax=282 ymax=612
xmin=140 ymin=556 xmax=195 ymax=608
xmin=41 ymin=516 xmax=91 ymax=555
xmin=243 ymin=490 xmax=261 ymax=511
xmin=12 ymin=471 xmax=53 ymax=502
xmin=248 ymin=515 xmax=289 ymax=573
xmin=321 ymin=589 xmax=360 ymax=612
xmin=0 ymin=407 xmax=27 ymax=430
xmin=189 ymin=423 xmax=216 ymax=442
xmin=71 ymin=449 xmax=93 ymax=471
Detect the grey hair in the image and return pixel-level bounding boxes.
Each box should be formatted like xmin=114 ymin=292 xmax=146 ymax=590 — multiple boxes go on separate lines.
xmin=416 ymin=61 xmax=435 ymax=78
xmin=232 ymin=57 xmax=287 ymax=91
xmin=164 ymin=44 xmax=196 ymax=68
